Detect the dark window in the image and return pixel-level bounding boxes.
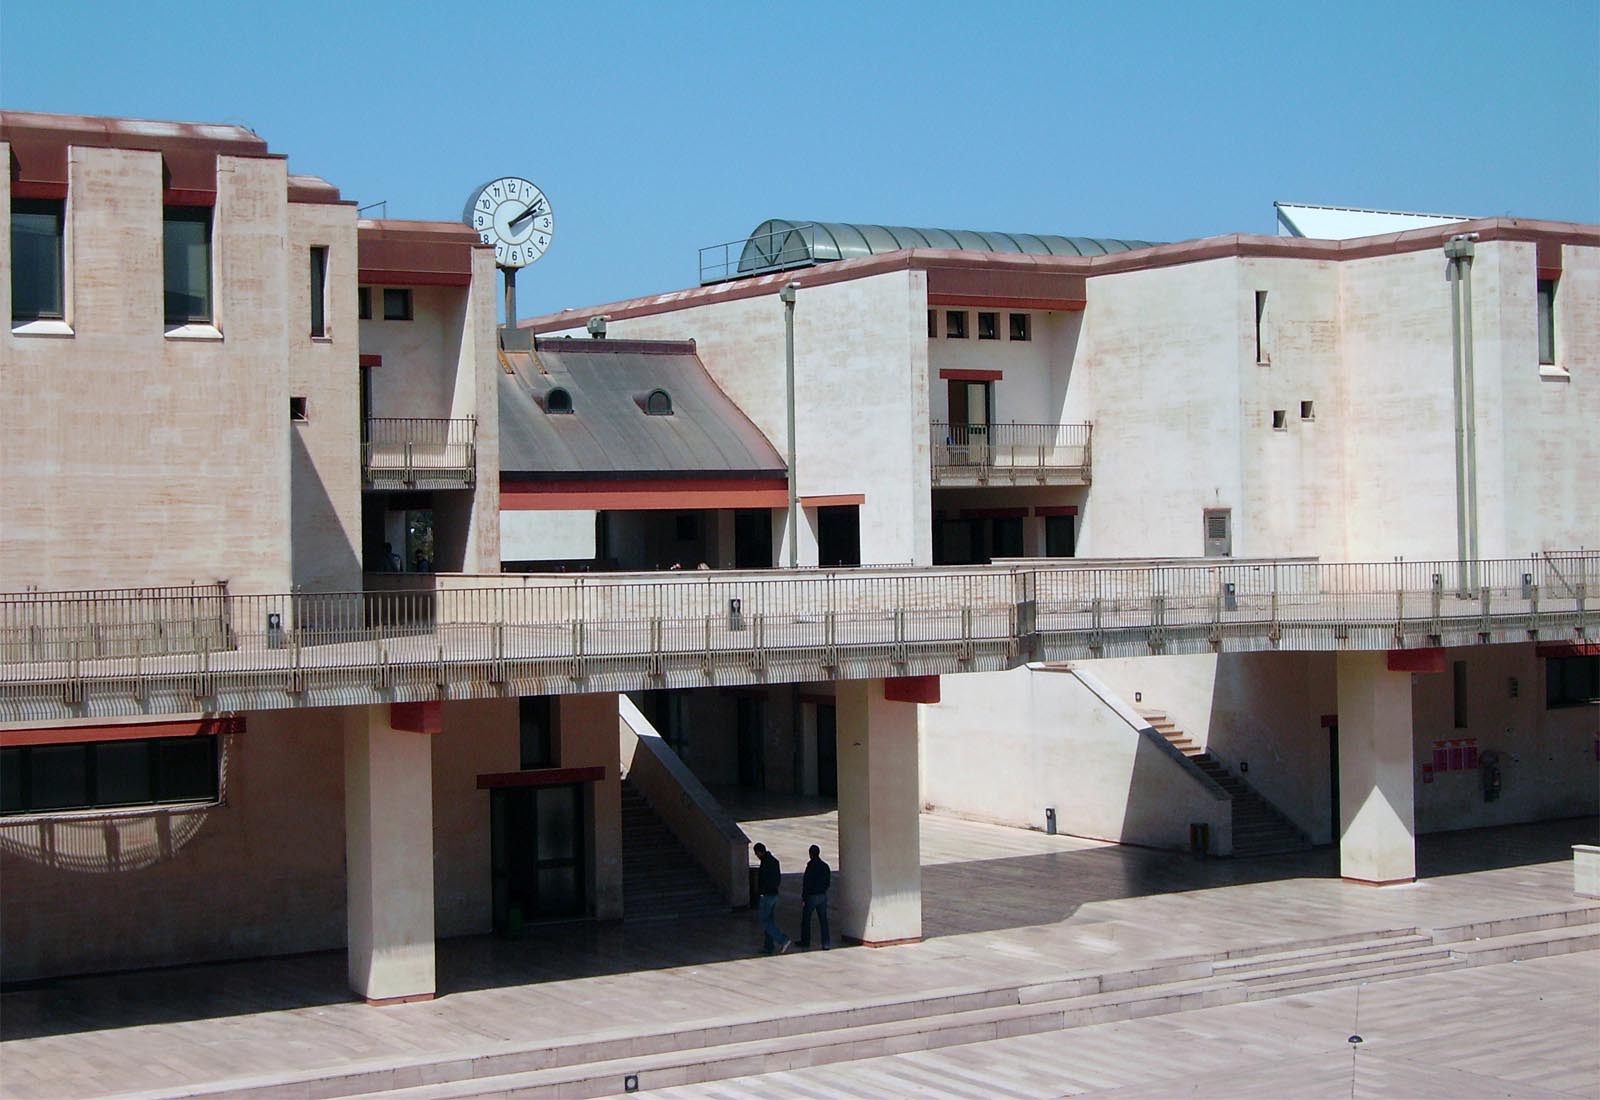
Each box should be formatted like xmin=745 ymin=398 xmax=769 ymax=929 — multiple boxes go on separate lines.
xmin=358 ymin=286 xmax=371 ymax=320
xmin=0 ymin=735 xmax=219 ymax=816
xmin=945 ymin=310 xmax=967 ymax=339
xmin=645 ymin=389 xmax=673 ymax=415
xmin=1537 ymin=278 xmax=1556 ymax=365
xmin=977 ymin=311 xmax=999 ymax=340
xmin=290 ymin=396 xmax=309 ymax=422
xmin=383 ymin=288 xmax=413 ymax=321
xmin=674 ymin=512 xmax=700 ymax=541
xmin=546 ymin=387 xmax=573 ymax=413
xmin=1300 ymin=400 xmax=1315 ymax=420
xmin=1272 ymin=409 xmax=1287 ymax=431
xmin=1453 ymin=661 xmax=1468 ymax=727
xmin=11 ymin=197 xmax=64 ymax=322
xmin=1254 ymin=290 xmax=1268 ymax=363
xmin=163 ymin=206 xmax=213 ymax=326
xmin=927 ymin=309 xmax=937 ymax=337
xmin=309 ymin=246 xmax=328 ymax=337
xmin=520 ymin=696 xmax=557 ymax=768
xmin=1009 ymin=313 xmax=1031 ymax=341
xmin=1045 ymin=514 xmax=1076 ymax=557
xmin=992 ymin=516 xmax=1025 ymax=559
xmin=1547 ymin=655 xmax=1598 ymax=708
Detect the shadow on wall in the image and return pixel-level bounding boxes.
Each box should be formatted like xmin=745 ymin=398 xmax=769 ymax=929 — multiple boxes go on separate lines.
xmin=290 ymin=430 xmax=362 ymax=591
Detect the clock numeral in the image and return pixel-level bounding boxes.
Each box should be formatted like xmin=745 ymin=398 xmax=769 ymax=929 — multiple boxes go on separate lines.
xmin=538 ymin=216 xmax=552 ymax=230
xmin=480 ymin=231 xmax=494 ymax=245
xmin=509 ymin=248 xmax=521 ymax=264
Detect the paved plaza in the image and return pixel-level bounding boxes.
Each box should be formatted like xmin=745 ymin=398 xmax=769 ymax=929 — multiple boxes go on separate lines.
xmin=0 ymin=805 xmax=1595 ymax=1099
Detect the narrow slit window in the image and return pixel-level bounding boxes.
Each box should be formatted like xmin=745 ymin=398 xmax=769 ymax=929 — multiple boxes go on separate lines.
xmin=1254 ymin=290 xmax=1268 ymax=363
xmin=1536 ymin=278 xmax=1556 ymax=365
xmin=1300 ymin=400 xmax=1314 ymax=420
xmin=977 ymin=311 xmax=998 ymax=340
xmin=1452 ymin=661 xmax=1468 ymax=728
xmin=290 ymin=396 xmax=309 ymax=422
xmin=309 ymin=246 xmax=328 ymax=337
xmin=358 ymin=286 xmax=371 ymax=320
xmin=163 ymin=206 xmax=213 ymax=326
xmin=927 ymin=309 xmax=937 ymax=338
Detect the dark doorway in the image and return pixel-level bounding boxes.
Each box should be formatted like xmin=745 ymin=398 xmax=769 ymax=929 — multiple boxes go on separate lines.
xmin=1328 ymin=723 xmax=1340 ymax=847
xmin=737 ymin=696 xmax=766 ymax=789
xmin=734 ymin=509 xmax=773 ymax=569
xmin=1045 ymin=514 xmax=1076 ymax=558
xmin=817 ymin=506 xmax=861 ymax=567
xmin=490 ymin=784 xmax=586 ymax=933
xmin=816 ymin=703 xmax=837 ymax=798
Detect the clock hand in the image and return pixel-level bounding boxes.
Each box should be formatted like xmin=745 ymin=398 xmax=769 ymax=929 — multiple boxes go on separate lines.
xmin=508 ymin=200 xmax=547 ymax=231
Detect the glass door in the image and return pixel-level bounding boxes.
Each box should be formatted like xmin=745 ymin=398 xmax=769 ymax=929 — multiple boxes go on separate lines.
xmin=491 ymin=784 xmax=586 ymax=933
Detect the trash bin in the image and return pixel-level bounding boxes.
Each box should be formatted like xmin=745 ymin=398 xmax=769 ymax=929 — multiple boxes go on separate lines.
xmin=266 ymin=611 xmax=285 ymax=650
xmin=1044 ymin=807 xmax=1057 ymax=835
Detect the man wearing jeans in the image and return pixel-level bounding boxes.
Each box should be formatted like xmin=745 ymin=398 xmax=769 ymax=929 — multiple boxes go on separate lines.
xmin=752 ymin=843 xmax=791 ymax=955
xmin=798 ymin=844 xmax=832 ymax=950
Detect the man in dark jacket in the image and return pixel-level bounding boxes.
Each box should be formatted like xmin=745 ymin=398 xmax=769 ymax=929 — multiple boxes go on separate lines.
xmin=752 ymin=843 xmax=791 ymax=954
xmin=798 ymin=844 xmax=832 ymax=949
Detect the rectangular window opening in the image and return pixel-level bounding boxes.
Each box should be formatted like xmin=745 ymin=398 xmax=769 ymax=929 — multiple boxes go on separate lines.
xmin=11 ymin=197 xmax=65 ymax=323
xmin=309 ymin=246 xmax=328 ymax=337
xmin=1546 ymin=654 xmax=1598 ymax=708
xmin=1254 ymin=290 xmax=1268 ymax=364
xmin=163 ymin=206 xmax=213 ymax=327
xmin=1536 ymin=278 xmax=1556 ymax=366
xmin=358 ymin=286 xmax=372 ymax=320
xmin=1 ymin=735 xmax=220 ymax=816
xmin=977 ymin=311 xmax=998 ymax=340
xmin=945 ymin=310 xmax=967 ymax=339
xmin=1300 ymin=400 xmax=1314 ymax=420
xmin=383 ymin=287 xmax=413 ymax=321
xmin=1009 ymin=313 xmax=1031 ymax=341
xmin=290 ymin=396 xmax=309 ymax=422
xmin=519 ymin=696 xmax=558 ymax=768
xmin=1452 ymin=660 xmax=1468 ymax=728
xmin=927 ymin=308 xmax=936 ymax=338
xmin=1271 ymin=409 xmax=1287 ymax=431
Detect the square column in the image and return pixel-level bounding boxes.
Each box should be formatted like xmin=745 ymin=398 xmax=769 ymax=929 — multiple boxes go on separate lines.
xmin=558 ymin=692 xmax=623 ymax=921
xmin=345 ymin=705 xmax=436 ymax=1003
xmin=835 ymin=679 xmax=922 ymax=946
xmin=1336 ymin=652 xmax=1417 ymax=885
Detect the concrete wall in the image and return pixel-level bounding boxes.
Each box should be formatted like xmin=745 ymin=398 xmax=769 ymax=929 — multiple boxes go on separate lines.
xmin=921 ymin=664 xmax=1232 ymax=852
xmin=430 ymin=697 xmax=518 ymax=938
xmin=1 ymin=144 xmax=318 ymax=594
xmin=0 ymin=709 xmax=348 ymax=981
xmin=558 ymin=692 xmax=624 ymax=919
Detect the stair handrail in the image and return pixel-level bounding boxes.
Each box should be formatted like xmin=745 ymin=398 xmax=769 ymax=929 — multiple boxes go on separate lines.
xmin=619 ymin=694 xmax=750 ymax=908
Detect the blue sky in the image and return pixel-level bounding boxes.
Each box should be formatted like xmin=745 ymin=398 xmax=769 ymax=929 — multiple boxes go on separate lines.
xmin=3 ymin=0 xmax=1596 ymax=313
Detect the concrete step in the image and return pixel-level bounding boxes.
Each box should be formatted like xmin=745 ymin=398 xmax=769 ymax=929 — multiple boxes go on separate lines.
xmin=1442 ymin=920 xmax=1600 ymax=965
xmin=1229 ymin=941 xmax=1456 ymax=986
xmin=1243 ymin=954 xmax=1464 ymax=1001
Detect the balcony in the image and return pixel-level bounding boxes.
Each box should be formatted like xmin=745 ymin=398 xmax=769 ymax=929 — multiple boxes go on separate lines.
xmin=931 ymin=422 xmax=1091 ymax=486
xmin=362 ymin=417 xmax=476 ymax=490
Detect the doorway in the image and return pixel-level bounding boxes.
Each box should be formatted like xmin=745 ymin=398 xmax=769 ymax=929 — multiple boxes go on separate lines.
xmin=817 ymin=506 xmax=861 ymax=567
xmin=816 ymin=703 xmax=838 ymax=798
xmin=737 ymin=696 xmax=766 ymax=789
xmin=1327 ymin=723 xmax=1340 ymax=847
xmin=947 ymin=380 xmax=992 ymax=460
xmin=490 ymin=784 xmax=586 ymax=933
xmin=734 ymin=509 xmax=773 ymax=569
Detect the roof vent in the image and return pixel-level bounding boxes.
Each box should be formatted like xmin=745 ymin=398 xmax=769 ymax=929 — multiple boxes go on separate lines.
xmin=638 ymin=389 xmax=673 ymax=416
xmin=586 ymin=315 xmax=608 ymax=339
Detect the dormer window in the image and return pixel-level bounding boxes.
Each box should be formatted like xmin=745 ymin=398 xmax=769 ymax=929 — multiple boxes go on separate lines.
xmin=645 ymin=389 xmax=673 ymax=416
xmin=546 ymin=387 xmax=573 ymax=414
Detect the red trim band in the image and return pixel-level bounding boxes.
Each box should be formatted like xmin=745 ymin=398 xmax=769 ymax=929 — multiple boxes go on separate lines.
xmin=1032 ymin=505 xmax=1079 ymax=517
xmin=939 ymin=369 xmax=1004 ymax=382
xmin=359 ymin=354 xmax=383 ymax=368
xmin=2 ymin=715 xmax=244 ymax=748
xmin=357 ymin=268 xmax=472 ymax=288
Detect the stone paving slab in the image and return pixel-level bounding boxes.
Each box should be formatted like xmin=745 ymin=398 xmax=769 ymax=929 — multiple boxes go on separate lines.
xmin=0 ymin=814 xmax=1594 ymax=1100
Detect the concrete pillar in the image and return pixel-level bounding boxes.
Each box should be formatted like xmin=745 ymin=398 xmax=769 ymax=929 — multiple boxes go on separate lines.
xmin=1336 ymin=652 xmax=1417 ymax=885
xmin=835 ymin=679 xmax=922 ymax=945
xmin=557 ymin=692 xmax=623 ymax=920
xmin=345 ymin=705 xmax=437 ymax=1003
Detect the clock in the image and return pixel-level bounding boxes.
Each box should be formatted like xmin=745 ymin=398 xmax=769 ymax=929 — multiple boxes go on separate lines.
xmin=463 ymin=176 xmax=554 ymax=269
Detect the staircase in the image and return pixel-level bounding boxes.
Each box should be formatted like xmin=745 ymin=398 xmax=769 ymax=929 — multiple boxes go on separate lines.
xmin=1139 ymin=708 xmax=1311 ymax=858
xmin=620 ymin=778 xmax=730 ymax=921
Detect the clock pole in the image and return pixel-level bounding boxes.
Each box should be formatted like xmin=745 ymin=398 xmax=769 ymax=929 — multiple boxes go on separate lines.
xmin=503 ymin=266 xmax=517 ymax=329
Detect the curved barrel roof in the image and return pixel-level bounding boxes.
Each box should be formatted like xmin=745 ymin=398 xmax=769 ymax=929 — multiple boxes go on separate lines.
xmin=737 ymin=219 xmax=1158 ymax=277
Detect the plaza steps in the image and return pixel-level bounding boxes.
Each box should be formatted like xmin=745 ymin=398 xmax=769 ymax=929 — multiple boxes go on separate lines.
xmin=620 ymin=779 xmax=729 ymax=922
xmin=1138 ymin=707 xmax=1312 ymax=858
xmin=117 ymin=907 xmax=1600 ymax=1100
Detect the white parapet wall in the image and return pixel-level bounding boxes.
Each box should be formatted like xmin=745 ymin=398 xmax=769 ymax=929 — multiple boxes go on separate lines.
xmin=921 ymin=662 xmax=1233 ymax=854
xmin=1576 ymin=845 xmax=1600 ymax=899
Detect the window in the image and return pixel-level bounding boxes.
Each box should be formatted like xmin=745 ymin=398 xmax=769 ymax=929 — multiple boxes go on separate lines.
xmin=1453 ymin=661 xmax=1468 ymax=728
xmin=945 ymin=310 xmax=967 ymax=339
xmin=1537 ymin=278 xmax=1556 ymax=366
xmin=977 ymin=311 xmax=999 ymax=340
xmin=519 ymin=696 xmax=557 ymax=768
xmin=1546 ymin=655 xmax=1598 ymax=708
xmin=1272 ymin=409 xmax=1287 ymax=431
xmin=927 ymin=309 xmax=937 ymax=338
xmin=645 ymin=389 xmax=673 ymax=415
xmin=383 ymin=288 xmax=413 ymax=321
xmin=1009 ymin=313 xmax=1031 ymax=341
xmin=358 ymin=286 xmax=372 ymax=320
xmin=309 ymin=246 xmax=328 ymax=337
xmin=163 ymin=206 xmax=212 ymax=326
xmin=11 ymin=197 xmax=64 ymax=323
xmin=0 ymin=735 xmax=220 ymax=816
xmin=289 ymin=396 xmax=309 ymax=422
xmin=1254 ymin=290 xmax=1269 ymax=363
xmin=1300 ymin=400 xmax=1315 ymax=420
xmin=546 ymin=387 xmax=573 ymax=413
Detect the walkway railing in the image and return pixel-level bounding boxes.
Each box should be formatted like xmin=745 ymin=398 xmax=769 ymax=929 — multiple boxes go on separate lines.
xmin=930 ymin=422 xmax=1091 ymax=484
xmin=362 ymin=417 xmax=476 ymax=490
xmin=0 ymin=555 xmax=1591 ymax=720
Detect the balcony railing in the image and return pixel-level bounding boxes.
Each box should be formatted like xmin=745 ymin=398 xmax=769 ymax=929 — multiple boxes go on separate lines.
xmin=0 ymin=555 xmax=1592 ymax=722
xmin=931 ymin=422 xmax=1091 ymax=485
xmin=363 ymin=417 xmax=476 ymax=490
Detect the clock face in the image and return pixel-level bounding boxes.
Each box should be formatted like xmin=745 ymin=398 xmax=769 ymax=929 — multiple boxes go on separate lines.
xmin=464 ymin=176 xmax=554 ymax=269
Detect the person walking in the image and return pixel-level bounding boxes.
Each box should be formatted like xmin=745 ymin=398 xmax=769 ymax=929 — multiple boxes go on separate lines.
xmin=752 ymin=843 xmax=791 ymax=955
xmin=798 ymin=844 xmax=832 ymax=950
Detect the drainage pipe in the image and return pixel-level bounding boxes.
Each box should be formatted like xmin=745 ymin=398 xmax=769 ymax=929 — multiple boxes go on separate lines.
xmin=1444 ymin=235 xmax=1478 ymax=592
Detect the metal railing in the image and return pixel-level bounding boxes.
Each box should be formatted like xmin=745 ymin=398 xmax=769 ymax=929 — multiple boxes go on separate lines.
xmin=931 ymin=422 xmax=1092 ymax=484
xmin=699 ymin=223 xmax=817 ymax=285
xmin=0 ymin=555 xmax=1591 ymax=721
xmin=362 ymin=417 xmax=476 ymax=490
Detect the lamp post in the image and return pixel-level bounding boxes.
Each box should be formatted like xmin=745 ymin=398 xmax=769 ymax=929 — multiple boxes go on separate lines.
xmin=780 ymin=283 xmax=799 ymax=568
